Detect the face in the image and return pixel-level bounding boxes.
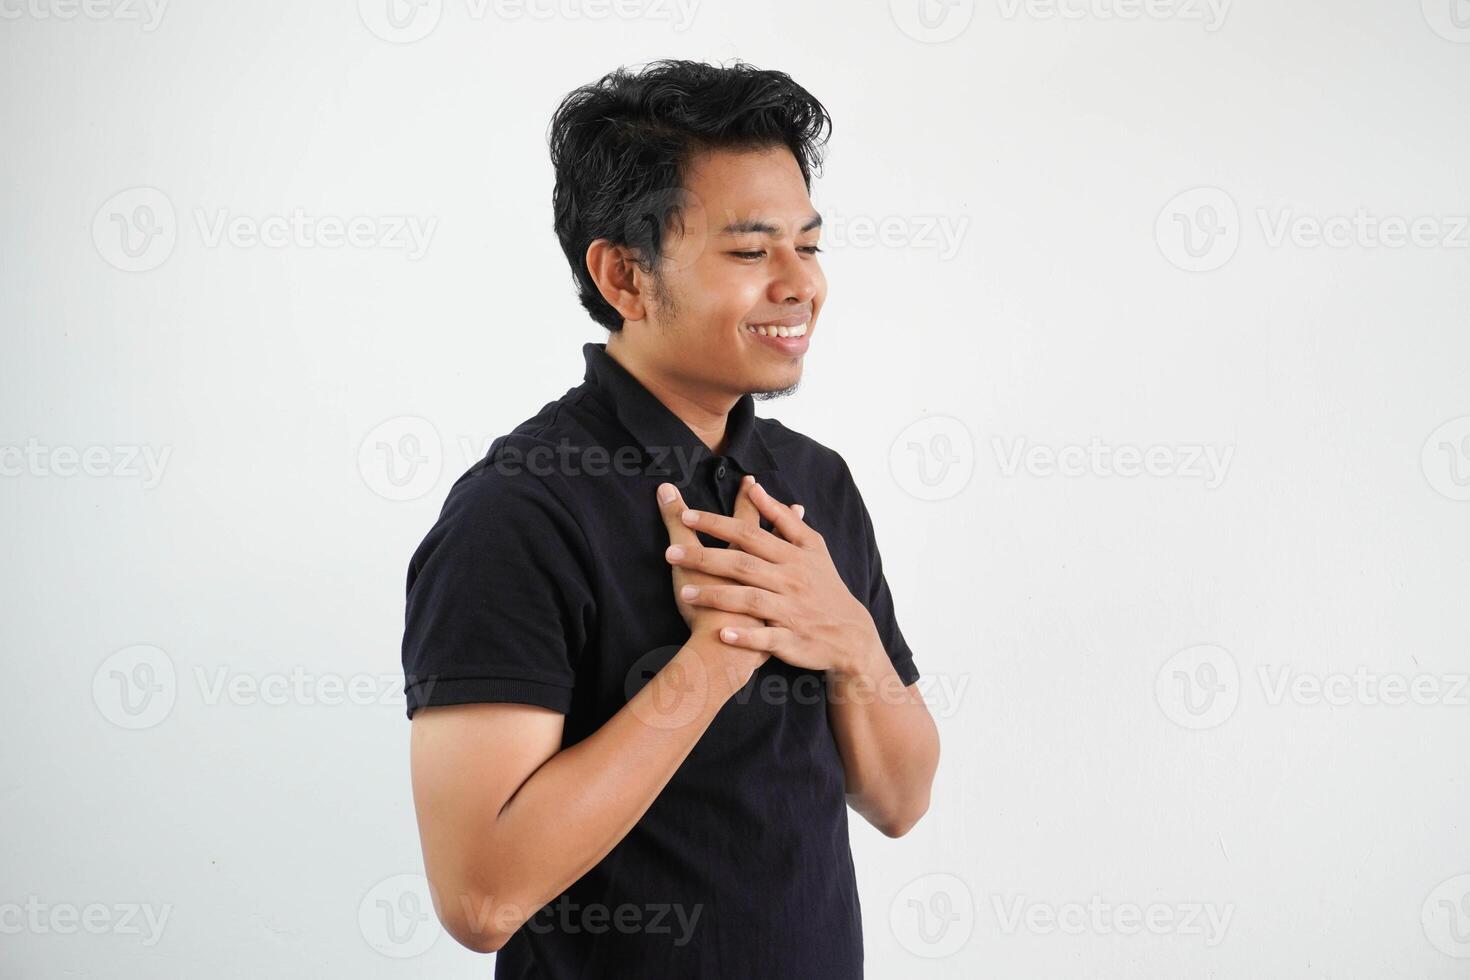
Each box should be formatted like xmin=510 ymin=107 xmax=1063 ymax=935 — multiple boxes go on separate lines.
xmin=632 ymin=145 xmax=826 ymax=401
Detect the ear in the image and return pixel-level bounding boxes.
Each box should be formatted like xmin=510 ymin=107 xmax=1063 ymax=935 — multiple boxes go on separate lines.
xmin=585 ymin=239 xmax=647 ymax=323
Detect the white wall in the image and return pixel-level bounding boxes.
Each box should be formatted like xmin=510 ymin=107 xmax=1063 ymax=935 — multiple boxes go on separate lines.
xmin=4 ymin=0 xmax=1469 ymax=975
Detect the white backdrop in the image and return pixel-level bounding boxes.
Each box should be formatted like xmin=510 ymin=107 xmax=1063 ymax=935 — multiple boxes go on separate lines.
xmin=4 ymin=0 xmax=1470 ymax=976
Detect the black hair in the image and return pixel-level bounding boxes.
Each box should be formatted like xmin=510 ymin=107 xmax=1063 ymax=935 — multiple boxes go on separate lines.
xmin=547 ymin=59 xmax=832 ymax=332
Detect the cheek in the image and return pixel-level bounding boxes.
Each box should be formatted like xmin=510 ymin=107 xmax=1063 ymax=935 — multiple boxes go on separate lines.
xmin=697 ymin=269 xmax=767 ymax=324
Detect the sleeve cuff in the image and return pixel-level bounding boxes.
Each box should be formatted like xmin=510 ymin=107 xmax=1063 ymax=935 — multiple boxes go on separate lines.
xmin=891 ymin=655 xmax=919 ymax=687
xmin=405 ymin=675 xmax=574 ymax=719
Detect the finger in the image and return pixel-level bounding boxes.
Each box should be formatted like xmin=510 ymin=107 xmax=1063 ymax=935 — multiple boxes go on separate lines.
xmin=716 ymin=624 xmax=791 ymax=653
xmin=678 ymin=506 xmax=794 ymax=562
xmin=746 ymin=479 xmax=815 ymax=546
xmin=792 ymin=503 xmax=805 ymax=521
xmin=667 ymin=542 xmax=781 ymax=590
xmin=731 ymin=474 xmax=760 ymax=541
xmin=679 ymin=583 xmax=784 ymax=621
xmin=658 ymin=482 xmax=702 ymax=548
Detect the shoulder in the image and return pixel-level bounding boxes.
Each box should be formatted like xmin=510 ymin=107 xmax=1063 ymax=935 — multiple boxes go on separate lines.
xmin=752 ymin=416 xmax=870 ymax=537
xmin=419 ymin=388 xmax=599 ymax=557
xmin=441 ymin=386 xmax=599 ymax=515
xmin=752 ymin=415 xmax=854 ymax=485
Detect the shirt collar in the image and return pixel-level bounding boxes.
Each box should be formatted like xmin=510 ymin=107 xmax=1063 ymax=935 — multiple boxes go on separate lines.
xmin=582 ymin=341 xmax=780 ymax=480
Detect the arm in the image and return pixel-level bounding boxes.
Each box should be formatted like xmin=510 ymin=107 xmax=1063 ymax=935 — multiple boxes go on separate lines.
xmin=411 ymin=628 xmax=760 ymax=954
xmin=825 ymin=633 xmax=940 ymax=838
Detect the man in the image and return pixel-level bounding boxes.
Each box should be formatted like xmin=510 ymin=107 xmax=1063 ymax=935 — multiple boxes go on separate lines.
xmin=402 ymin=59 xmax=940 ymax=978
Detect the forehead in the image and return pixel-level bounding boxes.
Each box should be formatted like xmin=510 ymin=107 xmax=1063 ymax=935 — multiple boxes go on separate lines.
xmin=680 ymin=146 xmax=816 ymax=232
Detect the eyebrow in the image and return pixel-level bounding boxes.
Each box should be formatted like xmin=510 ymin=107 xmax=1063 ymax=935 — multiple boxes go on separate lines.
xmin=717 ymin=213 xmax=823 ymax=237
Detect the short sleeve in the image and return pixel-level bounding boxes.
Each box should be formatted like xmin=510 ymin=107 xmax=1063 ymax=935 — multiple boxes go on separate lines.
xmin=841 ymin=459 xmax=920 ymax=687
xmin=400 ymin=452 xmax=596 ymax=720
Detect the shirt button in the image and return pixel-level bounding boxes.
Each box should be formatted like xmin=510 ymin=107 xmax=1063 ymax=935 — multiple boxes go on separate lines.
xmin=716 ymin=461 xmax=727 ymax=479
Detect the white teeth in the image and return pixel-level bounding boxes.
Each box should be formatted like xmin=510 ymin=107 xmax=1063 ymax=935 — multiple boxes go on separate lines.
xmin=746 ymin=321 xmax=808 ymax=338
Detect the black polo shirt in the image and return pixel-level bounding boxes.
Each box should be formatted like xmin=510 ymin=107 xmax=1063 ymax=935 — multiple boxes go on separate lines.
xmin=401 ymin=341 xmax=919 ymax=979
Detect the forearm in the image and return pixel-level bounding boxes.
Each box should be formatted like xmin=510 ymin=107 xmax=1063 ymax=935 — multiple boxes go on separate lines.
xmin=456 ymin=633 xmax=758 ymax=948
xmin=827 ymin=638 xmax=940 ymax=838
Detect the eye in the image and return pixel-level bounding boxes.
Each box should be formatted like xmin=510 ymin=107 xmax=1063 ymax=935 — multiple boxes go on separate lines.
xmin=729 ymin=245 xmax=824 ymax=260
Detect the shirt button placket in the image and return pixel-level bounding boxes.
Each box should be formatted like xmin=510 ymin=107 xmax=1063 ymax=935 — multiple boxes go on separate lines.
xmin=712 ymin=458 xmax=735 ymax=514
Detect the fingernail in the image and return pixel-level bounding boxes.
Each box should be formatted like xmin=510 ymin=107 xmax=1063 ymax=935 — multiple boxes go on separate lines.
xmin=666 ymin=545 xmax=685 ymax=560
xmin=658 ymin=483 xmax=676 ymax=504
xmin=680 ymin=585 xmax=698 ymax=599
xmin=721 ymin=628 xmax=739 ymax=642
xmin=793 ymin=504 xmax=805 ymax=519
xmin=680 ymin=509 xmax=698 ymax=525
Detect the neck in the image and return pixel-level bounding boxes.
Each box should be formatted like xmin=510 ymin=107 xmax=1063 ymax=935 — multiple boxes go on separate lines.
xmin=605 ymin=334 xmax=736 ymax=455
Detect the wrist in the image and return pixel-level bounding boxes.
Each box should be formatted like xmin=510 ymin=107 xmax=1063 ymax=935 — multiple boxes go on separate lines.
xmin=686 ymin=625 xmax=766 ymax=694
xmin=830 ymin=629 xmax=888 ymax=682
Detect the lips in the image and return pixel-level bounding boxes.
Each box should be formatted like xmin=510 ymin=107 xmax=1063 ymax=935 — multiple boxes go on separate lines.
xmin=746 ymin=313 xmax=811 ymax=329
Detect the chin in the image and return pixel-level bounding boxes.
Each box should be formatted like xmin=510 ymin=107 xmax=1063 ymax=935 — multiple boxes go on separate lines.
xmin=749 ymin=370 xmax=803 ymax=400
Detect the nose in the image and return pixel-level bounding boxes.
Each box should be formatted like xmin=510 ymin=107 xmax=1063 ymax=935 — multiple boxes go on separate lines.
xmin=766 ymin=245 xmax=820 ymax=308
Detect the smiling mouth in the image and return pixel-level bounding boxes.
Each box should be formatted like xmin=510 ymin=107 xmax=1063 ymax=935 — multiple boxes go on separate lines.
xmin=742 ymin=317 xmax=812 ymax=356
xmin=744 ymin=320 xmax=809 ymax=339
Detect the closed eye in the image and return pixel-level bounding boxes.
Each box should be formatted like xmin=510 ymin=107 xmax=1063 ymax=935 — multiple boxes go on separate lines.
xmin=730 ymin=246 xmax=824 ymax=260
